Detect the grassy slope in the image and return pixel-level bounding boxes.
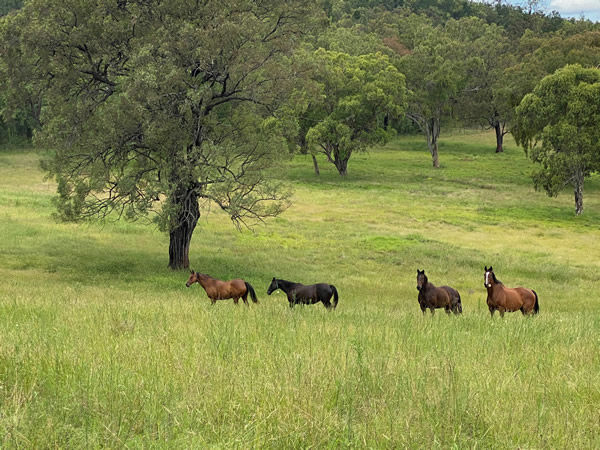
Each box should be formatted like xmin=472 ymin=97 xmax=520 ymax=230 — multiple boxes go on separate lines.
xmin=0 ymin=132 xmax=599 ymax=447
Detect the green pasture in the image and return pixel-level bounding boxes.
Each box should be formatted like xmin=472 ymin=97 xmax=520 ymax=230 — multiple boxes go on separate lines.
xmin=1 ymin=132 xmax=599 ymax=447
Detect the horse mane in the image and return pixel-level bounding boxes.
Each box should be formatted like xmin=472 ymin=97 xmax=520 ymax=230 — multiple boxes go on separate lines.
xmin=276 ymin=278 xmax=302 ymax=288
xmin=492 ymin=273 xmax=502 ymax=285
xmin=198 ymin=272 xmax=217 ymax=281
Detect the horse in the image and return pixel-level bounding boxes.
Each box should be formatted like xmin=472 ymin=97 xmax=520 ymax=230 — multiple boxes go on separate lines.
xmin=416 ymin=269 xmax=462 ymax=315
xmin=266 ymin=278 xmax=339 ymax=310
xmin=484 ymin=266 xmax=539 ymax=317
xmin=185 ymin=271 xmax=258 ymax=305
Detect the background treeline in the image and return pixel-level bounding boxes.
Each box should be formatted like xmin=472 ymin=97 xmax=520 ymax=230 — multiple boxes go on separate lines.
xmin=1 ymin=0 xmax=599 ymax=147
xmin=1 ymin=0 xmax=599 ymax=268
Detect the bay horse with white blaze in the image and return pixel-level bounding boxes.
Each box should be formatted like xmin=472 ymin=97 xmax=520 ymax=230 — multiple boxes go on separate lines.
xmin=186 ymin=271 xmax=258 ymax=305
xmin=416 ymin=269 xmax=462 ymax=315
xmin=484 ymin=266 xmax=539 ymax=317
xmin=267 ymin=278 xmax=339 ymax=309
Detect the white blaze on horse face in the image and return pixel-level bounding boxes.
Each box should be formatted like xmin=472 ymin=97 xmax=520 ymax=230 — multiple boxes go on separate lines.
xmin=485 ymin=271 xmax=490 ymax=287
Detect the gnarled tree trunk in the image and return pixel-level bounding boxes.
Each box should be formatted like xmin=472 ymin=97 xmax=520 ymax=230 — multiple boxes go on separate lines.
xmin=333 ymin=150 xmax=350 ymax=176
xmin=168 ymin=187 xmax=200 ymax=270
xmin=494 ymin=121 xmax=504 ymax=153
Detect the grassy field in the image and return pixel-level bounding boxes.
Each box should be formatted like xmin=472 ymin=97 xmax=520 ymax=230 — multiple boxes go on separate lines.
xmin=1 ymin=132 xmax=599 ymax=447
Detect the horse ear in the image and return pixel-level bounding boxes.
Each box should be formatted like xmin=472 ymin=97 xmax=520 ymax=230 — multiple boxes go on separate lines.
xmin=484 ymin=266 xmax=488 ymax=271
xmin=489 ymin=266 xmax=493 ymax=271
xmin=190 ymin=269 xmax=194 ymax=274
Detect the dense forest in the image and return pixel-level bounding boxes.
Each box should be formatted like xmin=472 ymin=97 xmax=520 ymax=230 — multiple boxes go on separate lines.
xmin=1 ymin=0 xmax=599 ymax=265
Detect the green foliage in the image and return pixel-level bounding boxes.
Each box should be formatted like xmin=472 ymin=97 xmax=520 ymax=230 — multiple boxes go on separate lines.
xmin=3 ymin=0 xmax=322 ymax=266
xmin=395 ymin=14 xmax=469 ymax=166
xmin=0 ymin=0 xmax=22 ymax=16
xmin=514 ymin=64 xmax=600 ymax=214
xmin=305 ymin=49 xmax=406 ymax=175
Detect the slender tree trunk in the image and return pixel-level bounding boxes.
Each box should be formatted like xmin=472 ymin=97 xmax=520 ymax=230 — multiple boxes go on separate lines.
xmin=168 ymin=187 xmax=200 ymax=269
xmin=426 ymin=117 xmax=440 ymax=168
xmin=334 ymin=150 xmax=350 ymax=176
xmin=574 ymin=172 xmax=584 ymax=216
xmin=311 ymin=153 xmax=320 ymax=175
xmin=494 ymin=121 xmax=504 ymax=153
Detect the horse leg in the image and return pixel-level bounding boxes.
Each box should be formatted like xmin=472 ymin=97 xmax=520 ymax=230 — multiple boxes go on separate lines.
xmin=489 ymin=307 xmax=495 ymax=317
xmin=444 ymin=305 xmax=451 ymax=315
xmin=211 ymin=298 xmax=216 ymax=305
xmin=499 ymin=308 xmax=505 ymax=318
xmin=323 ymin=299 xmax=332 ymax=310
xmin=242 ymin=293 xmax=249 ymax=306
xmin=429 ymin=307 xmax=435 ymax=315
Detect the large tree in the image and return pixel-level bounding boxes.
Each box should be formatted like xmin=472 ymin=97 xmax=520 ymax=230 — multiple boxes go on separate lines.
xmin=397 ymin=16 xmax=468 ymax=168
xmin=447 ymin=17 xmax=513 ymax=152
xmin=514 ymin=64 xmax=600 ymax=215
xmin=501 ymin=30 xmax=600 ymax=150
xmin=305 ymin=49 xmax=406 ymax=176
xmin=5 ymin=0 xmax=319 ymax=269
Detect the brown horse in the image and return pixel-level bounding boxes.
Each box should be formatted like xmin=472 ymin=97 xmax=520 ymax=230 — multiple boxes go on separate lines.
xmin=416 ymin=269 xmax=462 ymax=315
xmin=484 ymin=266 xmax=538 ymax=317
xmin=185 ymin=271 xmax=258 ymax=305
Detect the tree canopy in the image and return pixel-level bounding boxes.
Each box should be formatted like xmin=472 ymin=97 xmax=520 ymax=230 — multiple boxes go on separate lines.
xmin=8 ymin=0 xmax=321 ymax=268
xmin=305 ymin=49 xmax=406 ymax=176
xmin=514 ymin=64 xmax=600 ymax=215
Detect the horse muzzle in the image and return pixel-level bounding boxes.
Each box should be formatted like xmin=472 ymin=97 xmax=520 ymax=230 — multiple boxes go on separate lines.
xmin=416 ymin=286 xmax=421 ymax=291
xmin=186 ymin=283 xmax=191 ymax=288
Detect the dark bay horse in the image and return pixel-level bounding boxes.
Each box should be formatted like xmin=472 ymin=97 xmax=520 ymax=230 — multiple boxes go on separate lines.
xmin=484 ymin=266 xmax=539 ymax=317
xmin=186 ymin=271 xmax=258 ymax=305
xmin=416 ymin=269 xmax=462 ymax=315
xmin=267 ymin=278 xmax=339 ymax=309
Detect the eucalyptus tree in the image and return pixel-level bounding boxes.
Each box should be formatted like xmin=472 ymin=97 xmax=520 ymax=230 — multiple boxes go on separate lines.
xmin=8 ymin=0 xmax=320 ymax=269
xmin=305 ymin=49 xmax=406 ymax=176
xmin=514 ymin=64 xmax=600 ymax=215
xmin=397 ymin=16 xmax=467 ymax=167
xmin=447 ymin=17 xmax=513 ymax=152
xmin=502 ymin=30 xmax=600 ymax=148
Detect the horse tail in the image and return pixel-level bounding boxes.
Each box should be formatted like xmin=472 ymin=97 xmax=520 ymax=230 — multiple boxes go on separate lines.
xmin=330 ymin=285 xmax=339 ymax=309
xmin=456 ymin=292 xmax=463 ymax=314
xmin=245 ymin=282 xmax=258 ymax=303
xmin=532 ymin=290 xmax=539 ymax=314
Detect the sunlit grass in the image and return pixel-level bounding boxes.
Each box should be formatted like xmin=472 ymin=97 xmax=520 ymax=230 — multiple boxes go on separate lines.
xmin=0 ymin=131 xmax=599 ymax=447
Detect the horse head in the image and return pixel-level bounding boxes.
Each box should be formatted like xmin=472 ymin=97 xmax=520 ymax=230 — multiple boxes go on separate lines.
xmin=416 ymin=269 xmax=427 ymax=291
xmin=186 ymin=270 xmax=200 ymax=287
xmin=484 ymin=266 xmax=495 ymax=288
xmin=267 ymin=277 xmax=278 ymax=295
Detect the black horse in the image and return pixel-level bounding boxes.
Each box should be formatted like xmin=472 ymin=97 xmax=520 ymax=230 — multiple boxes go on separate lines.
xmin=267 ymin=278 xmax=339 ymax=309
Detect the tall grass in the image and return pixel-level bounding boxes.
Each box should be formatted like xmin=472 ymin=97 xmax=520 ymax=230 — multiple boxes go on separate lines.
xmin=1 ymin=132 xmax=599 ymax=447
